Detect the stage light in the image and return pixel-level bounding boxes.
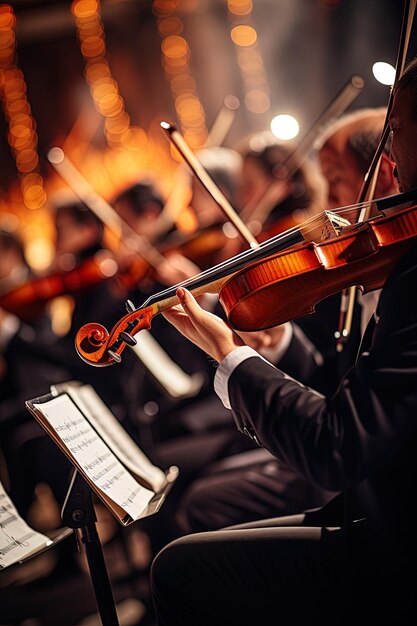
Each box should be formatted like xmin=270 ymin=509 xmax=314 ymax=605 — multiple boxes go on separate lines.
xmin=270 ymin=114 xmax=299 ymax=140
xmin=372 ymin=61 xmax=395 ymax=86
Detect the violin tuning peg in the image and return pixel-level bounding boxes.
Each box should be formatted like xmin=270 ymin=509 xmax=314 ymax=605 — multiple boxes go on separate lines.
xmin=119 ymin=331 xmax=137 ymax=347
xmin=125 ymin=299 xmax=136 ymax=313
xmin=107 ymin=349 xmax=122 ymax=363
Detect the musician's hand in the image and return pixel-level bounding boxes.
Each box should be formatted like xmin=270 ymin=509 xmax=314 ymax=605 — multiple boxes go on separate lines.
xmin=162 ymin=288 xmax=245 ymax=362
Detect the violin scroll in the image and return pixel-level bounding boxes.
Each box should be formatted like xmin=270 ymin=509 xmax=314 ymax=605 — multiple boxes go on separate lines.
xmin=75 ymin=305 xmax=155 ymax=367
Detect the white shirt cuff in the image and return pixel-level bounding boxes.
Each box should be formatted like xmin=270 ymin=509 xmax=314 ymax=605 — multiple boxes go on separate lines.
xmin=214 ymin=346 xmax=275 ymax=409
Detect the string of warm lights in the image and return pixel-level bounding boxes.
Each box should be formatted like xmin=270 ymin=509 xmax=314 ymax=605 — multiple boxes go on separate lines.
xmin=0 ymin=4 xmax=47 ymax=210
xmin=71 ymin=0 xmax=147 ymax=152
xmin=226 ymin=0 xmax=271 ymax=116
xmin=152 ymin=0 xmax=208 ymax=152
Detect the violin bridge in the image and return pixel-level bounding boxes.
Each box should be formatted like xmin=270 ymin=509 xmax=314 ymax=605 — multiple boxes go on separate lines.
xmin=322 ymin=210 xmax=351 ymax=239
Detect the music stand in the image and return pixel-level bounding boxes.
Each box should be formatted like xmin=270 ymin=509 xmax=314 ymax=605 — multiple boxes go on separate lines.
xmin=61 ymin=468 xmax=120 ymax=626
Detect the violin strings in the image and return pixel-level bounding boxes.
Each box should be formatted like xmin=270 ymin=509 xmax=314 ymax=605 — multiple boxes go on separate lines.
xmin=138 ymin=201 xmax=373 ymax=307
xmin=139 ymin=225 xmax=304 ymax=307
xmin=139 ymin=207 xmax=339 ymax=307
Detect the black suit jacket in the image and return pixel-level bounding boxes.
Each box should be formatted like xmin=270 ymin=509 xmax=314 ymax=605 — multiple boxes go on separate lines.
xmin=228 ymin=244 xmax=417 ymax=557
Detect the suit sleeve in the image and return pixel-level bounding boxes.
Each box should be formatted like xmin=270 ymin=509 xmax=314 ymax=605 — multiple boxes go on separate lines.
xmin=228 ymin=252 xmax=417 ymax=492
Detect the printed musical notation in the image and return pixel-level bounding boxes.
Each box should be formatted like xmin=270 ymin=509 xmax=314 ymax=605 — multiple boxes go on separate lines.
xmin=33 ymin=394 xmax=154 ymax=521
xmin=0 ymin=481 xmax=52 ymax=569
xmin=61 ymin=383 xmax=166 ymax=491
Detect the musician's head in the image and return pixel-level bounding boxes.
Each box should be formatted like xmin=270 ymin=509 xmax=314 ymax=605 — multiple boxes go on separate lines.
xmin=390 ymin=56 xmax=417 ymax=193
xmin=317 ymin=107 xmax=396 ymax=209
xmin=239 ymin=133 xmax=325 ymax=224
xmin=112 ymin=180 xmax=164 ymax=241
xmin=51 ymin=191 xmax=103 ymax=263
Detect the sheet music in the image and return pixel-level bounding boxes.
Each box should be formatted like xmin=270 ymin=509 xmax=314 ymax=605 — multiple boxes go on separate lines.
xmin=32 ymin=395 xmax=154 ymax=521
xmin=57 ymin=383 xmax=166 ymax=492
xmin=0 ymin=480 xmax=52 ymax=569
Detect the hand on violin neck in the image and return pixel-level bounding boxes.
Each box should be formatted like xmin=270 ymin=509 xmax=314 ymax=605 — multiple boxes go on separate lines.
xmin=162 ymin=287 xmax=245 ymax=363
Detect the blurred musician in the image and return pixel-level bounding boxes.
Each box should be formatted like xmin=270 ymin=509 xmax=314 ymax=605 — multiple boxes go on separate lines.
xmin=0 ymin=227 xmax=73 ymax=519
xmin=238 ymin=134 xmax=327 ymax=237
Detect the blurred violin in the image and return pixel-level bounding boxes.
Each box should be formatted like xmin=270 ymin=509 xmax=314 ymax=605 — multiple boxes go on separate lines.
xmin=0 ymin=250 xmax=118 ymax=322
xmin=75 ymin=189 xmax=417 ymax=366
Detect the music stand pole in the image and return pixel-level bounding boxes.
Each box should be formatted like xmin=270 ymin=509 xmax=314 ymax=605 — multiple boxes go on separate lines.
xmin=61 ymin=469 xmax=120 ymax=626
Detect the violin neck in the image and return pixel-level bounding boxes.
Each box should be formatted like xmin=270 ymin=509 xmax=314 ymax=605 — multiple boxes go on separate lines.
xmin=141 ymin=226 xmax=305 ymax=312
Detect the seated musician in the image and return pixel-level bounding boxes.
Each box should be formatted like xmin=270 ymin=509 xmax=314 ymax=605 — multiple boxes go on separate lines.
xmin=171 ymin=107 xmax=395 ymax=534
xmin=150 ymin=61 xmax=417 ymax=625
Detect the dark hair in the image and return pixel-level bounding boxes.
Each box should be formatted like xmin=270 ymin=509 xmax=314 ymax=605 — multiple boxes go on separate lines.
xmin=0 ymin=229 xmax=27 ymax=265
xmin=194 ymin=147 xmax=243 ymax=205
xmin=395 ymin=56 xmax=417 ymax=119
xmin=244 ymin=142 xmax=315 ymax=221
xmin=112 ymin=182 xmax=163 ymax=218
xmin=55 ymin=200 xmax=103 ymax=232
xmin=244 ymin=143 xmax=295 ymax=179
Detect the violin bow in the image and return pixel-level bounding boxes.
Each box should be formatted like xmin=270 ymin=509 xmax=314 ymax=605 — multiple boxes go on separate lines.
xmin=204 ymin=94 xmax=240 ymax=148
xmin=160 ymin=121 xmax=260 ymax=250
xmin=238 ymin=75 xmax=365 ymax=226
xmin=154 ymin=96 xmax=241 ymax=238
xmin=47 ymin=147 xmax=166 ymax=270
xmin=335 ymin=0 xmax=417 ymax=352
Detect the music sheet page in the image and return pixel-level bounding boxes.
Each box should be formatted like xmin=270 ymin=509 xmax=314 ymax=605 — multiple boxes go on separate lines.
xmin=32 ymin=395 xmax=154 ymax=520
xmin=0 ymin=480 xmax=52 ymax=569
xmin=63 ymin=384 xmax=166 ymax=492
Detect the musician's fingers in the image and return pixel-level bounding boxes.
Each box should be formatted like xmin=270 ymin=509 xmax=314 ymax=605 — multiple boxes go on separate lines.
xmin=176 ymin=287 xmax=210 ymax=327
xmin=163 ymin=304 xmax=195 ymax=333
xmin=167 ymin=287 xmax=244 ymax=361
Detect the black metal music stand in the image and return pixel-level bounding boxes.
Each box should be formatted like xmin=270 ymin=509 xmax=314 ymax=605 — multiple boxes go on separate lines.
xmin=61 ymin=468 xmax=120 ymax=626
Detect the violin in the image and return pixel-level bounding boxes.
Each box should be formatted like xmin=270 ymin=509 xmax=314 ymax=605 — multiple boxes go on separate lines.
xmin=75 ymin=189 xmax=417 ymax=367
xmin=0 ymin=250 xmax=118 ymax=322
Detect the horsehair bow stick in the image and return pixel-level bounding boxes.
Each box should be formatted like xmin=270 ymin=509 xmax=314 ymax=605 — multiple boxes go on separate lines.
xmin=239 ymin=75 xmax=365 ymax=225
xmin=156 ymin=95 xmax=241 ymax=236
xmin=47 ymin=147 xmax=166 ymax=269
xmin=335 ymin=0 xmax=417 ymax=352
xmin=160 ymin=121 xmax=260 ymax=250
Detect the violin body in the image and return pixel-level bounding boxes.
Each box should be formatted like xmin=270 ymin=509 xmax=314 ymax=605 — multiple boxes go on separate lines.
xmin=220 ymin=203 xmax=417 ymax=330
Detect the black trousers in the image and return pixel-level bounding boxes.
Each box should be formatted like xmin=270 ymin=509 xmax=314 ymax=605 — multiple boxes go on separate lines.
xmin=151 ymin=509 xmax=414 ymax=626
xmin=175 ymin=447 xmax=334 ymax=533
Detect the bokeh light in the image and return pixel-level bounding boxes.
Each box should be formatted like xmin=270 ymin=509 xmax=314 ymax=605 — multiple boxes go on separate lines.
xmin=372 ymin=61 xmax=395 ymax=86
xmin=270 ymin=114 xmax=300 ymax=140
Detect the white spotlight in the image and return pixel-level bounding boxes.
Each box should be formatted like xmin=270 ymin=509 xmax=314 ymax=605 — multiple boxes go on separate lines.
xmin=372 ymin=62 xmax=395 ymax=86
xmin=270 ymin=114 xmax=299 ymax=140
